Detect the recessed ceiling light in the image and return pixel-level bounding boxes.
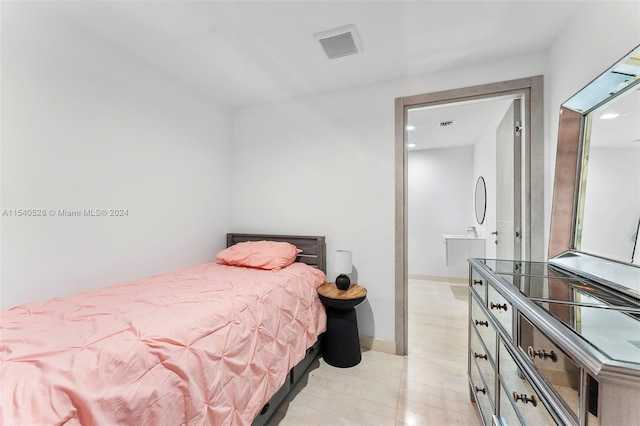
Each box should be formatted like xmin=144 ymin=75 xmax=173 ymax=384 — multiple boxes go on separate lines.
xmin=406 ymin=125 xmax=417 ymax=131
xmin=407 ymin=143 xmax=417 ymax=148
xmin=600 ymin=113 xmax=620 ymax=119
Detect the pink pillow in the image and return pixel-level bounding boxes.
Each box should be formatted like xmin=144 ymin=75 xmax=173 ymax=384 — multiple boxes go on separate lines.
xmin=216 ymin=241 xmax=301 ymax=271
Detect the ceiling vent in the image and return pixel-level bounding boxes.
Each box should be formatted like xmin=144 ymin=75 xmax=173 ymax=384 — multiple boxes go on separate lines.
xmin=314 ymin=24 xmax=362 ymax=59
xmin=439 ymin=120 xmax=456 ymax=127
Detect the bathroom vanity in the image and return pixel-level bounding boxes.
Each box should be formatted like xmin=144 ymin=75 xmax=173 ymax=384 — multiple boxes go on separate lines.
xmin=468 ymin=45 xmax=640 ymax=425
xmin=444 ymin=234 xmax=485 ymax=266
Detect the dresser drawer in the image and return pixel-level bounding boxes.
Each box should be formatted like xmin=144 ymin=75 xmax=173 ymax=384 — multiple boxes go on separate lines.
xmin=470 ymin=325 xmax=496 ymax=401
xmin=471 ymin=295 xmax=496 ymax=362
xmin=499 ymin=339 xmax=556 ymax=425
xmin=470 ymin=355 xmax=495 ymax=426
xmin=519 ymin=314 xmax=580 ymax=421
xmin=488 ymin=285 xmax=513 ymax=336
xmin=471 ymin=268 xmax=487 ymax=302
xmin=498 ymin=378 xmax=523 ymax=426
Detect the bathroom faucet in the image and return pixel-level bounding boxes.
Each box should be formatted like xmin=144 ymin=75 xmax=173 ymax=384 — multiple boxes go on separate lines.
xmin=467 ymin=226 xmax=478 ymax=237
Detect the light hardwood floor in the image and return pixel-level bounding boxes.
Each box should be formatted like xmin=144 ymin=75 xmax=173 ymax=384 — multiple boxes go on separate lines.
xmin=267 ymin=278 xmax=481 ymax=425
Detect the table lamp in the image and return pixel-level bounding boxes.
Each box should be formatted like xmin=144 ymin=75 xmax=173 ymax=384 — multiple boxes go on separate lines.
xmin=334 ymin=250 xmax=353 ymax=290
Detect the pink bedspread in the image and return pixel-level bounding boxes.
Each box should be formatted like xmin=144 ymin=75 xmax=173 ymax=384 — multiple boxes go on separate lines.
xmin=0 ymin=262 xmax=327 ymax=425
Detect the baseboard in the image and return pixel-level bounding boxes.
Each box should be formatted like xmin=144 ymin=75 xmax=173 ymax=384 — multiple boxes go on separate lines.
xmin=359 ymin=336 xmax=396 ymax=354
xmin=408 ymin=274 xmax=467 ymax=284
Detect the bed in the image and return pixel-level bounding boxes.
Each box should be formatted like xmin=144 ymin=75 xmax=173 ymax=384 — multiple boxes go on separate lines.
xmin=0 ymin=233 xmax=327 ymax=425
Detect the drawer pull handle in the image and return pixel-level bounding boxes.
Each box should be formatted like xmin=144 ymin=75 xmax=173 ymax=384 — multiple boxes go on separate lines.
xmin=490 ymin=302 xmax=508 ymax=311
xmin=474 ymin=320 xmax=489 ymax=327
xmin=475 ymin=386 xmax=486 ymax=395
xmin=473 ymin=279 xmax=483 ymax=286
xmin=527 ymin=346 xmax=558 ymax=362
xmin=513 ymin=391 xmax=537 ymax=407
xmin=473 ymin=352 xmax=487 ymax=360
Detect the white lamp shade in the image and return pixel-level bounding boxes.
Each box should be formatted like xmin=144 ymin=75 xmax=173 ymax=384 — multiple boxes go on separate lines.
xmin=334 ymin=250 xmax=353 ymax=274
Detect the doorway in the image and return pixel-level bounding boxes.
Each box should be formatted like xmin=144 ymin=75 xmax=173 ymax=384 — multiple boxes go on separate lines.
xmin=394 ymin=76 xmax=545 ymax=355
xmin=406 ymin=96 xmax=521 ymax=278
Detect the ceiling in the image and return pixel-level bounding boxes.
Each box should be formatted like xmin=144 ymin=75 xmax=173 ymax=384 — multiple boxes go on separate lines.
xmin=407 ymin=97 xmax=514 ymax=151
xmin=50 ymin=1 xmax=583 ymax=108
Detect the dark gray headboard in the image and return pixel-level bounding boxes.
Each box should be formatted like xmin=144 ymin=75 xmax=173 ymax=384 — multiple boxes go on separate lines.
xmin=226 ymin=233 xmax=326 ymax=273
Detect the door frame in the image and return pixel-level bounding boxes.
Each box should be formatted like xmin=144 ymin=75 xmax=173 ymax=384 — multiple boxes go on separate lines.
xmin=394 ymin=76 xmax=544 ymax=355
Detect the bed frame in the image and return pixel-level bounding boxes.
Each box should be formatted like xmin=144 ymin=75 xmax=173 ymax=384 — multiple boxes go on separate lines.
xmin=226 ymin=233 xmax=326 ymax=425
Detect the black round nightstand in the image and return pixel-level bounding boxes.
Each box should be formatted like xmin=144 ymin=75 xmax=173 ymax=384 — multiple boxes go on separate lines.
xmin=317 ymin=283 xmax=367 ymax=368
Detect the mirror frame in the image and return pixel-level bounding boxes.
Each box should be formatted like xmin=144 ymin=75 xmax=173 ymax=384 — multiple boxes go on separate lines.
xmin=548 ymin=44 xmax=640 ymax=300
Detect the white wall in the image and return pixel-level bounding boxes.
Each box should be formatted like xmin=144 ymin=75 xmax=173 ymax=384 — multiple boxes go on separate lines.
xmin=232 ymin=53 xmax=546 ymax=343
xmin=545 ymin=2 xmax=640 ymax=258
xmin=408 ymin=147 xmax=473 ymax=278
xmin=1 ymin=4 xmax=232 ymax=309
xmin=230 ymin=88 xmax=396 ymax=341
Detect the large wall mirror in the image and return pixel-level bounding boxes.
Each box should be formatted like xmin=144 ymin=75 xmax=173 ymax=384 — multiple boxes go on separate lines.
xmin=549 ymin=44 xmax=640 ymax=300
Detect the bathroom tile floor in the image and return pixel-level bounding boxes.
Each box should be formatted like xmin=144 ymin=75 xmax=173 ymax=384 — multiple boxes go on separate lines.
xmin=267 ymin=278 xmax=481 ymax=425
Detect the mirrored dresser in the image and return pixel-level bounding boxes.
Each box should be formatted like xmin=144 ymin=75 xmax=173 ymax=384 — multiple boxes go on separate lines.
xmin=468 ymin=258 xmax=640 ymax=425
xmin=468 ymin=44 xmax=640 ymax=425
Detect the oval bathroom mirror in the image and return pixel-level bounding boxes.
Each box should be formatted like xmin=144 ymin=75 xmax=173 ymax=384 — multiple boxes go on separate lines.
xmin=475 ymin=176 xmax=487 ymax=224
